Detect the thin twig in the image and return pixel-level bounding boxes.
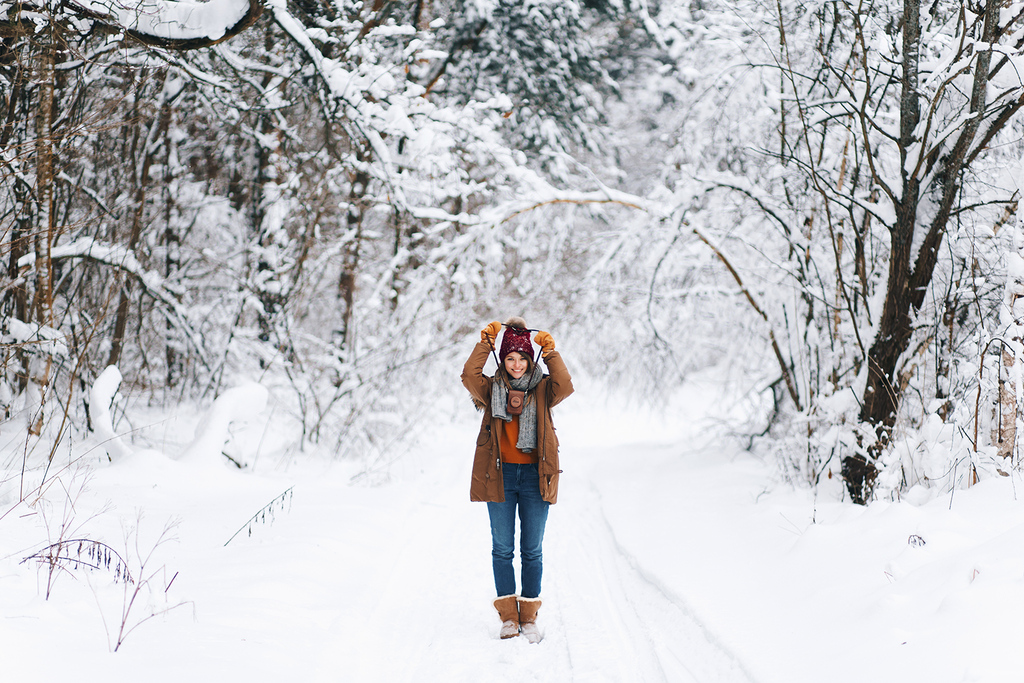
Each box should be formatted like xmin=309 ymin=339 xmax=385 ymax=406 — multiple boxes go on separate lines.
xmin=224 ymin=487 xmax=295 ymax=546
xmin=693 ymin=225 xmax=803 ymax=411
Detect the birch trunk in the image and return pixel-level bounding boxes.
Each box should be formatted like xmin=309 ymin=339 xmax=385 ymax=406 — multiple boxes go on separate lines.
xmin=27 ymin=32 xmax=55 ymax=436
xmin=995 ymin=346 xmax=1017 ymax=460
xmin=996 ymin=206 xmax=1024 ymax=460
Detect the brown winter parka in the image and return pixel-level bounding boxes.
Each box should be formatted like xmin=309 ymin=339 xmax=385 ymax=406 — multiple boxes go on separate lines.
xmin=461 ymin=341 xmax=574 ymax=504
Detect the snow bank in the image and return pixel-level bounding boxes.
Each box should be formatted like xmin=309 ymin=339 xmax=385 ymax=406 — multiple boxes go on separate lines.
xmin=178 ymin=382 xmax=269 ymax=467
xmin=89 ymin=365 xmax=133 ymax=461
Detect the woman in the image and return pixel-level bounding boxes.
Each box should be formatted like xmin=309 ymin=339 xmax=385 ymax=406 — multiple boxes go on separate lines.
xmin=461 ymin=317 xmax=574 ymax=642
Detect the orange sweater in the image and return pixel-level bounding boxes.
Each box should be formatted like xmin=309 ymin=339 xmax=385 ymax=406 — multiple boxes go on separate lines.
xmin=499 ymin=416 xmax=539 ymax=464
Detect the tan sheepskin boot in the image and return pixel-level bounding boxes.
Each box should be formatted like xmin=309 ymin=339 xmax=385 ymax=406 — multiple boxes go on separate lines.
xmin=493 ymin=595 xmax=520 ymax=639
xmin=517 ymin=597 xmax=542 ymax=644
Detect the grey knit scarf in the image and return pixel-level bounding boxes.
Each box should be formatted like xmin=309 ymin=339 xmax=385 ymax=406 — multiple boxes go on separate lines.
xmin=491 ymin=364 xmax=543 ymax=452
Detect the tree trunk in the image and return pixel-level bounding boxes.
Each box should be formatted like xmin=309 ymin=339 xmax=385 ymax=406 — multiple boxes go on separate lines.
xmin=108 ymin=69 xmax=171 ymax=368
xmin=996 ymin=206 xmax=1024 ymax=460
xmin=995 ymin=345 xmax=1017 ymax=460
xmin=163 ymin=120 xmax=183 ymax=388
xmin=338 ymin=152 xmax=370 ymax=355
xmin=8 ymin=178 xmax=33 ymax=395
xmin=846 ymin=0 xmax=1002 ymax=503
xmin=845 ymin=0 xmax=921 ymax=502
xmin=27 ymin=32 xmax=55 ymax=436
xmin=253 ymin=107 xmax=281 ymax=347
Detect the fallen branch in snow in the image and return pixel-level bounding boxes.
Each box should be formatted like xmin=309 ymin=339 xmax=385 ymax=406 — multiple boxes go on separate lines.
xmin=179 ymin=381 xmax=269 ymax=465
xmin=22 ymin=538 xmax=133 ymax=599
xmin=224 ymin=486 xmax=294 ymax=546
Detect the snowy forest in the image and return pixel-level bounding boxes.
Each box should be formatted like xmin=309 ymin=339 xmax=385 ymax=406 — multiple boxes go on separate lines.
xmin=4 ymin=0 xmax=1024 ymax=679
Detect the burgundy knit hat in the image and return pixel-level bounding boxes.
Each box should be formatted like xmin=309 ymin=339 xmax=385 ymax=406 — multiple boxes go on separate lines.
xmin=499 ymin=317 xmax=533 ymax=362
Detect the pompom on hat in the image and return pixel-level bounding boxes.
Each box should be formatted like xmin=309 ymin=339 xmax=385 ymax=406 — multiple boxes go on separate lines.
xmin=499 ymin=317 xmax=534 ymax=361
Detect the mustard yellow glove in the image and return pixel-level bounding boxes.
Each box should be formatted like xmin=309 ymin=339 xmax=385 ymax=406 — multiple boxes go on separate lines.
xmin=534 ymin=331 xmax=555 ymax=357
xmin=481 ymin=321 xmax=502 ymax=348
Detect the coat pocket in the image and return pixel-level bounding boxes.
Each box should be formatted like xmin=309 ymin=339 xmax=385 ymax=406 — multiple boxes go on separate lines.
xmin=477 ymin=423 xmax=491 ymax=447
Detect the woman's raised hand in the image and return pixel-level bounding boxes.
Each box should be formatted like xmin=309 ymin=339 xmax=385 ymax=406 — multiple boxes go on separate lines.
xmin=481 ymin=321 xmax=502 ymax=348
xmin=534 ymin=331 xmax=555 ymax=357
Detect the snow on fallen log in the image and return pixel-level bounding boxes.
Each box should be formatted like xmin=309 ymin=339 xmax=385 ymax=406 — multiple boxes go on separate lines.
xmin=179 ymin=382 xmax=269 ymax=467
xmin=90 ymin=365 xmax=133 ymax=461
xmin=2 ymin=318 xmax=69 ymax=358
xmin=63 ymin=0 xmax=261 ymax=48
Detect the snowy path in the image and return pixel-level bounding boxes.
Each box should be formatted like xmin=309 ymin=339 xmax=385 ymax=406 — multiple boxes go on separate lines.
xmin=303 ymin=426 xmax=753 ymax=683
xmin=548 ymin=478 xmax=752 ymax=683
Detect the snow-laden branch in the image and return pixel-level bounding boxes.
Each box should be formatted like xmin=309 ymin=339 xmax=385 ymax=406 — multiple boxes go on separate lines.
xmin=1 ymin=0 xmax=261 ymax=49
xmin=692 ymin=225 xmax=802 ymax=412
xmin=403 ymin=186 xmax=655 ymax=229
xmin=78 ymin=0 xmax=258 ymax=45
xmin=2 ymin=318 xmax=69 ymax=358
xmin=497 ymin=192 xmax=649 ymax=224
xmin=180 ymin=381 xmax=268 ymax=466
xmin=19 ymin=238 xmax=210 ymax=367
xmin=268 ymin=0 xmax=405 ymax=205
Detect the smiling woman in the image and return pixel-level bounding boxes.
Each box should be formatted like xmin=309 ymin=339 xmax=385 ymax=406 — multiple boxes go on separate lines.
xmin=461 ymin=317 xmax=574 ymax=643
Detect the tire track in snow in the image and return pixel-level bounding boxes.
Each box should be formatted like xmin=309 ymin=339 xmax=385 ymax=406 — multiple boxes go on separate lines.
xmin=309 ymin=470 xmax=577 ymax=683
xmin=548 ymin=480 xmax=757 ymax=683
xmin=310 ymin=492 xmax=468 ymax=682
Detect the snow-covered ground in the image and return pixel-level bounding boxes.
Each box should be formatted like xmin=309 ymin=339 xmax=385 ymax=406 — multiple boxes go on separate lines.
xmin=3 ymin=376 xmax=1024 ymax=682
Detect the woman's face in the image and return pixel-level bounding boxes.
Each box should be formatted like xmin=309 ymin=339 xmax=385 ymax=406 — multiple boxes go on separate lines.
xmin=504 ymin=352 xmax=528 ymax=380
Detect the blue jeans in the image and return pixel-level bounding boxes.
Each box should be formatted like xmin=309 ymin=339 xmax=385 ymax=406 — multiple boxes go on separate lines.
xmin=486 ymin=463 xmax=550 ymax=599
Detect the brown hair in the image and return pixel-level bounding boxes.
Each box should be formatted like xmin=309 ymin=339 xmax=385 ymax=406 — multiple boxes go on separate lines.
xmin=495 ymin=352 xmax=538 ymax=406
